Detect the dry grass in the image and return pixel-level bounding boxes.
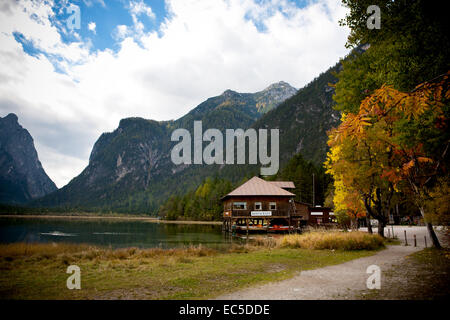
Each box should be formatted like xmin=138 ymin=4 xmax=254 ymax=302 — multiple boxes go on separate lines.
xmin=0 ymin=239 xmax=382 ymax=300
xmin=279 ymin=231 xmax=385 ymax=250
xmin=0 ymin=230 xmax=384 ymax=263
xmin=0 ymin=242 xmax=217 ymax=262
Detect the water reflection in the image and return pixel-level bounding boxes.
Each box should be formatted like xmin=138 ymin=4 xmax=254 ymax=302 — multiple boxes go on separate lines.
xmin=0 ymin=217 xmax=243 ymax=249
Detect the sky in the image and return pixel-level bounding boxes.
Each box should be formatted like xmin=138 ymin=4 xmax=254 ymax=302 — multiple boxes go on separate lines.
xmin=0 ymin=0 xmax=350 ymax=188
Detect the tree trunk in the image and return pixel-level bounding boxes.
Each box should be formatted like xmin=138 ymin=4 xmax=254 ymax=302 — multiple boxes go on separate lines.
xmin=366 ymin=216 xmax=373 ymax=234
xmin=419 ymin=206 xmax=442 ymax=248
xmin=351 ymin=218 xmax=358 ymax=230
xmin=377 ymin=220 xmax=385 ymax=237
xmin=426 ymin=223 xmax=441 ymax=249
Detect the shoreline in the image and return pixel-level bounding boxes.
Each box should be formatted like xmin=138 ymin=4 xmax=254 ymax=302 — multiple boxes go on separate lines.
xmin=0 ymin=214 xmax=222 ymax=225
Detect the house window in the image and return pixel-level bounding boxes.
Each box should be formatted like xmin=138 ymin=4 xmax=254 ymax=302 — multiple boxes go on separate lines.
xmin=254 ymin=202 xmax=262 ymax=210
xmin=269 ymin=202 xmax=276 ymax=210
xmin=233 ymin=202 xmax=247 ymax=210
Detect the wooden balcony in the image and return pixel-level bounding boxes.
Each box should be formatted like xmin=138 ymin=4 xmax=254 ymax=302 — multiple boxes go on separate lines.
xmin=223 ymin=209 xmax=291 ymax=218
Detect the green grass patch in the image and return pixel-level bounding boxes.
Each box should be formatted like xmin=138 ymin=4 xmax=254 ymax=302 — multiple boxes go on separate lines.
xmin=411 ymin=247 xmax=450 ymax=264
xmin=0 ymin=242 xmax=381 ymax=300
xmin=356 ymin=247 xmax=450 ymax=300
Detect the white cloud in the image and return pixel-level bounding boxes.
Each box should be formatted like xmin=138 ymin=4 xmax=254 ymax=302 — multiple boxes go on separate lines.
xmin=115 ymin=0 xmax=156 ymax=40
xmin=129 ymin=0 xmax=155 ymax=20
xmin=0 ymin=0 xmax=350 ymax=188
xmin=83 ymin=0 xmax=106 ymax=8
xmin=88 ymin=22 xmax=96 ymax=34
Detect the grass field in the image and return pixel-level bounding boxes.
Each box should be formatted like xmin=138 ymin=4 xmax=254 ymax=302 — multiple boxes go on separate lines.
xmin=0 ymin=232 xmax=385 ymax=300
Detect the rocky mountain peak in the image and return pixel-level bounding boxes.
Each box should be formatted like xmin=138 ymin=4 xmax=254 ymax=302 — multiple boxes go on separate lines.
xmin=0 ymin=113 xmax=57 ymax=204
xmin=253 ymin=81 xmax=297 ymax=113
xmin=4 ymin=113 xmax=18 ymax=123
xmin=263 ymin=81 xmax=296 ymax=92
xmin=221 ymin=89 xmax=240 ymax=99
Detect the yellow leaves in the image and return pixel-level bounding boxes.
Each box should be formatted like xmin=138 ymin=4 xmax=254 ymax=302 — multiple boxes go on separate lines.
xmin=359 ymin=117 xmax=372 ymax=127
xmin=332 ymin=178 xmax=365 ymax=218
xmin=401 ymin=157 xmax=433 ymax=175
xmin=417 ymin=157 xmax=433 ymax=163
xmin=334 ymin=71 xmax=450 ymax=143
xmin=402 ymin=160 xmax=414 ymax=171
xmin=327 ymin=72 xmax=450 ymax=214
xmin=445 ymin=87 xmax=450 ymax=100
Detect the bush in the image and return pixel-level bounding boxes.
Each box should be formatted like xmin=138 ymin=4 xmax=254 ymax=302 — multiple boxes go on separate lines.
xmin=279 ymin=231 xmax=384 ymax=250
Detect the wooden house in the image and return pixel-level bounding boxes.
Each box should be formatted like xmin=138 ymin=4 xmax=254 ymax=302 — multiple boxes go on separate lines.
xmin=222 ymin=176 xmax=304 ymax=233
xmin=307 ymin=205 xmax=335 ymax=225
xmin=222 ymin=176 xmax=336 ymax=233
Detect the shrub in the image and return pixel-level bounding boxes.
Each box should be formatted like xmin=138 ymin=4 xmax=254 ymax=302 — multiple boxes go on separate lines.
xmin=279 ymin=231 xmax=384 ymax=250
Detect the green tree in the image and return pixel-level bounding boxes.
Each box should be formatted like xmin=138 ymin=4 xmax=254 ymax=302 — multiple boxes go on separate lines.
xmin=335 ymin=0 xmax=450 ymax=114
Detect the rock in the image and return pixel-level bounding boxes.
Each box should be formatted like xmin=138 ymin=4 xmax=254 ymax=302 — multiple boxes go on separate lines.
xmin=0 ymin=113 xmax=57 ymax=204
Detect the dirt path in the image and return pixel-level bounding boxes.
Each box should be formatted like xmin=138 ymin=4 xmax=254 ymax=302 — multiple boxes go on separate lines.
xmin=215 ymin=227 xmax=448 ymax=300
xmin=215 ymin=245 xmax=420 ymax=300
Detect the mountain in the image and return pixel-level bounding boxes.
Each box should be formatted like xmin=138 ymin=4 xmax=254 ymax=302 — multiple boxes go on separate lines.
xmin=253 ymin=64 xmax=341 ymax=165
xmin=0 ymin=113 xmax=57 ymax=204
xmin=253 ymin=81 xmax=298 ymax=113
xmin=35 ymin=82 xmax=297 ymax=211
xmin=176 ymin=81 xmax=297 ymax=130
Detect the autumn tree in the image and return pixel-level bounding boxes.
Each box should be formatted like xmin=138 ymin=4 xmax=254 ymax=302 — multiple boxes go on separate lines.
xmin=423 ymin=177 xmax=450 ymax=226
xmin=332 ymin=73 xmax=449 ymax=247
xmin=326 ymin=113 xmax=397 ymax=237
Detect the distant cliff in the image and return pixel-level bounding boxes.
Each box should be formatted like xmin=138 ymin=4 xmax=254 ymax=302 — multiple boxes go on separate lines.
xmin=35 ymin=67 xmax=341 ymax=213
xmin=35 ymin=82 xmax=298 ymax=211
xmin=0 ymin=113 xmax=57 ymax=204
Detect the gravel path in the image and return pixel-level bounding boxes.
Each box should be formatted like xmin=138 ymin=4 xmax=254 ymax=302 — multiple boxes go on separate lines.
xmin=215 ymin=226 xmax=448 ymax=300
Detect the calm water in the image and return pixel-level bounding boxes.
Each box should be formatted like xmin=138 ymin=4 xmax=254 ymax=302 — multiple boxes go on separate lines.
xmin=0 ymin=217 xmax=242 ymax=249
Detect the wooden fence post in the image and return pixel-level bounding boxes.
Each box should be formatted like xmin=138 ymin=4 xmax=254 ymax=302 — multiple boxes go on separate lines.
xmin=424 ymin=236 xmax=427 ymax=248
xmin=404 ymin=230 xmax=408 ymax=246
xmin=414 ymin=234 xmax=417 ymax=247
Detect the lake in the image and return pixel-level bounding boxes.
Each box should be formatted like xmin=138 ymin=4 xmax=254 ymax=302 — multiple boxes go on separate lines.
xmin=0 ymin=217 xmax=244 ymax=249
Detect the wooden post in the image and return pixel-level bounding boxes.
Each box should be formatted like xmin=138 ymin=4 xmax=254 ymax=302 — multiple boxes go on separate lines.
xmin=414 ymin=234 xmax=417 ymax=247
xmin=392 ymin=225 xmax=395 ymax=238
xmin=404 ymin=230 xmax=408 ymax=246
xmin=424 ymin=236 xmax=427 ymax=248
xmin=246 ymin=218 xmax=249 ymax=235
xmin=388 ymin=228 xmax=391 ymax=238
xmin=288 ymin=217 xmax=291 ymax=234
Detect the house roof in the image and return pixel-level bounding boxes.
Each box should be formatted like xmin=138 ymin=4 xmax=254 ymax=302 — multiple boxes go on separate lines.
xmin=269 ymin=181 xmax=295 ymax=189
xmin=222 ymin=176 xmax=295 ymax=199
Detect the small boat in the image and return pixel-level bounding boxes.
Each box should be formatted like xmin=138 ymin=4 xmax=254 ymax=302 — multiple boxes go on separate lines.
xmin=267 ymin=224 xmax=294 ymax=233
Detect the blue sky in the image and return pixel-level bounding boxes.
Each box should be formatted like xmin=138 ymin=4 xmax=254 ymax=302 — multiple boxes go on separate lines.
xmin=17 ymin=0 xmax=312 ymax=58
xmin=0 ymin=0 xmax=350 ymax=187
xmin=14 ymin=0 xmax=170 ymax=64
xmin=54 ymin=0 xmax=169 ymax=51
